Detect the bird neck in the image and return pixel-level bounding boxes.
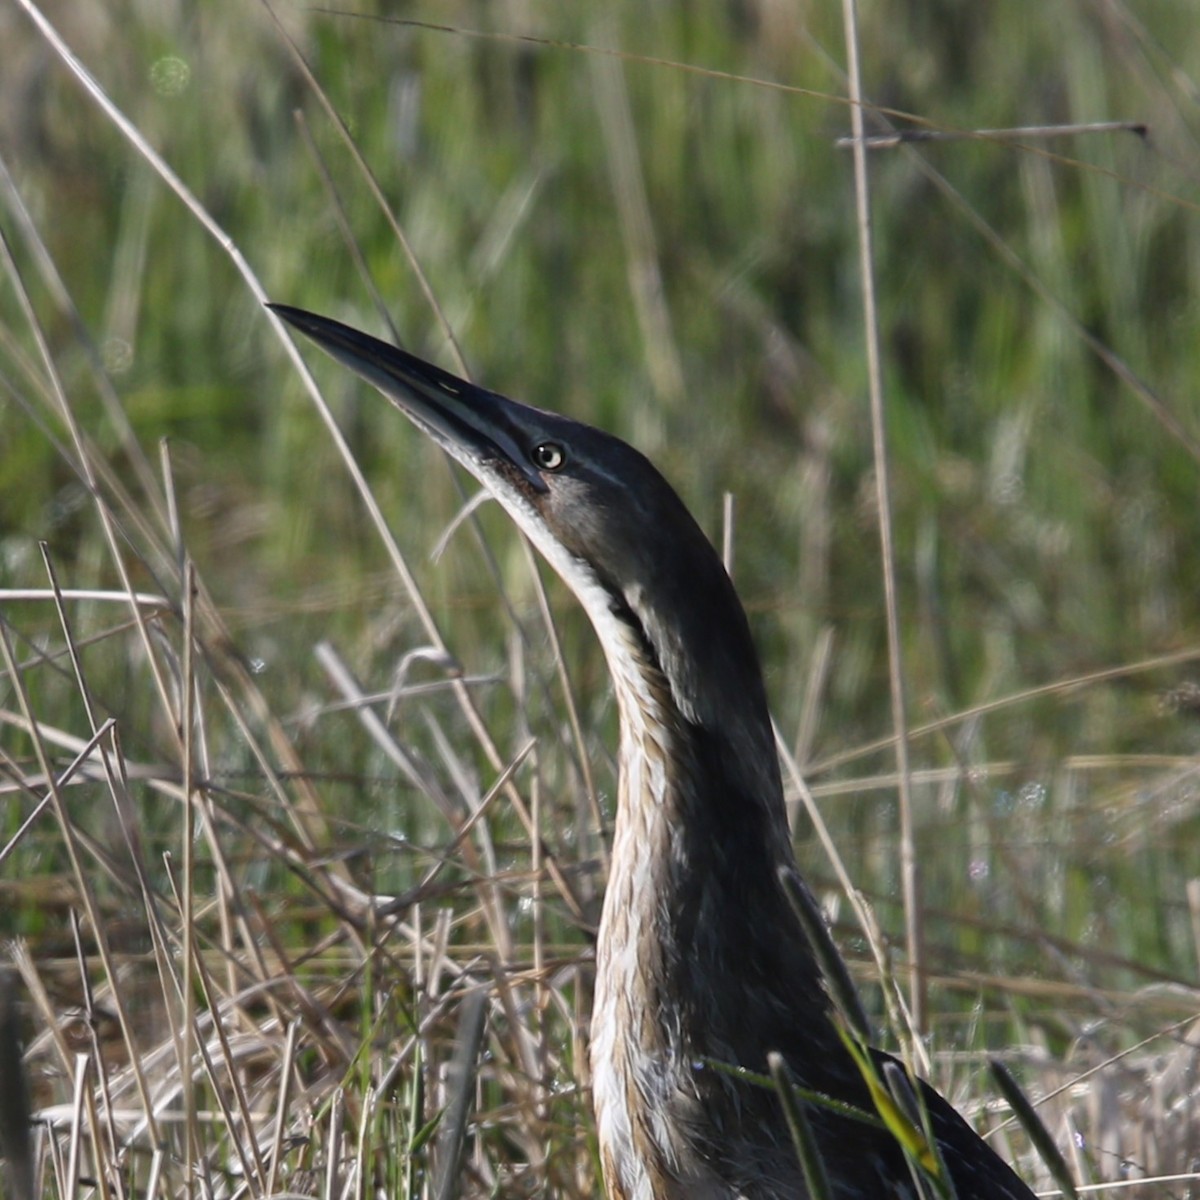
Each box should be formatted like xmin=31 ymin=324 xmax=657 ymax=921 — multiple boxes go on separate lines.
xmin=604 ymin=563 xmax=794 ymax=864
xmin=588 ymin=577 xmax=800 ymax=957
xmin=586 ymin=582 xmax=833 ymax=1198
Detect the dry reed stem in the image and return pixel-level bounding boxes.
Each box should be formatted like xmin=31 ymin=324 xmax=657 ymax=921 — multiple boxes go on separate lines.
xmin=841 ymin=0 xmax=925 ymax=1038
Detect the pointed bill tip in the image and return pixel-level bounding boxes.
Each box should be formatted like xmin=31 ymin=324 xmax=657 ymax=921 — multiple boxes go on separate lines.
xmin=265 ymin=301 xmax=545 ymax=492
xmin=266 ymin=302 xmax=424 ymax=385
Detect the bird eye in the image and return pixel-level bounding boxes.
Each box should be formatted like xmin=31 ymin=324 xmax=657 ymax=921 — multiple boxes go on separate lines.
xmin=531 ymin=442 xmax=566 ymax=471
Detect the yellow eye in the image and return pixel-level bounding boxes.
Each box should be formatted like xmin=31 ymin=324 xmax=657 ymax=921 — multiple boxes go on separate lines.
xmin=532 ymin=442 xmax=566 ymax=471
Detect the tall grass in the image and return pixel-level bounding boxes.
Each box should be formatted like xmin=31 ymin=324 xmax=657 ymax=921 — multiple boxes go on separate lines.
xmin=1 ymin=0 xmax=1198 ymax=1196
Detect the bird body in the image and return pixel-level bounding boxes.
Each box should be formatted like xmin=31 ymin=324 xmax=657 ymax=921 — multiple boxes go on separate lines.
xmin=271 ymin=304 xmax=1038 ymax=1200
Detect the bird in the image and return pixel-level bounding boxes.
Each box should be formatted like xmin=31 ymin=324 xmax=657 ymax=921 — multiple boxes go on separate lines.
xmin=269 ymin=302 xmax=1039 ymax=1200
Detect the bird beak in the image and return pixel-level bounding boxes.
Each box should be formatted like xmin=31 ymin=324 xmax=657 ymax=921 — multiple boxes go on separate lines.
xmin=268 ymin=304 xmax=548 ymax=493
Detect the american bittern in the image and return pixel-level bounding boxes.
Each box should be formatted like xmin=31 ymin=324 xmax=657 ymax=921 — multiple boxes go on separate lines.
xmin=271 ymin=304 xmax=1037 ymax=1200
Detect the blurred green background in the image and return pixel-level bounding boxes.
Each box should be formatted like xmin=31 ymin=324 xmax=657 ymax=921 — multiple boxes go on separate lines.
xmin=2 ymin=0 xmax=1199 ymax=1174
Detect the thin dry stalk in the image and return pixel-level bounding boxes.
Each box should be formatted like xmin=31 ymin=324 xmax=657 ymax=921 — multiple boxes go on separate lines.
xmin=812 ymin=645 xmax=1200 ymax=777
xmin=265 ymin=1020 xmax=299 ymax=1197
xmin=0 ymin=622 xmax=164 ymax=1145
xmin=433 ymin=988 xmax=488 ymax=1200
xmin=775 ymin=731 xmax=930 ymax=1076
xmin=840 ymin=0 xmax=925 ymax=1037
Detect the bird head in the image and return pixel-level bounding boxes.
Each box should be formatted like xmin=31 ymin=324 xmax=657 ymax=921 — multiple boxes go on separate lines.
xmin=269 ymin=305 xmax=774 ymax=752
